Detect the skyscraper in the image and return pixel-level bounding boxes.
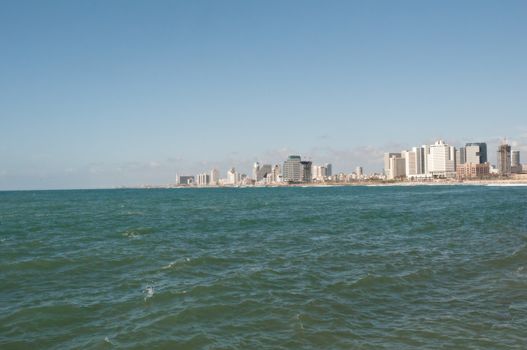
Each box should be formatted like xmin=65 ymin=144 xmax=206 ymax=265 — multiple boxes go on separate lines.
xmin=252 ymin=162 xmax=260 ymax=181
xmin=384 ymin=153 xmax=402 ymax=178
xmin=511 ymin=150 xmax=520 ymax=167
xmin=283 ymin=155 xmax=302 ymax=182
xmin=427 ymin=140 xmax=456 ymax=178
xmin=325 ymin=163 xmax=332 ymax=177
xmin=196 ymin=173 xmax=210 ymax=186
xmin=497 ymin=143 xmax=512 ymax=176
xmin=465 ymin=143 xmax=487 ymax=164
xmin=300 ymin=161 xmax=312 ymax=183
xmin=210 ymin=169 xmax=220 ymax=185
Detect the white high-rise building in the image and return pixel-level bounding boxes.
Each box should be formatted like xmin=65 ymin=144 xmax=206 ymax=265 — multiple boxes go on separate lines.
xmin=422 ymin=144 xmax=430 ymax=176
xmin=312 ymin=165 xmax=327 ymax=181
xmin=210 ymin=169 xmax=220 ymax=185
xmin=427 ymin=140 xmax=456 ymax=178
xmin=402 ymin=150 xmax=417 ymax=177
xmin=252 ymin=162 xmax=260 ymax=181
xmin=401 ymin=146 xmax=426 ymax=178
xmin=196 ymin=173 xmax=210 ymax=186
xmin=226 ymin=168 xmax=240 ymax=185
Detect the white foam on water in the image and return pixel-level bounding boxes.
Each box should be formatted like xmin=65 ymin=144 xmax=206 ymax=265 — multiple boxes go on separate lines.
xmin=122 ymin=231 xmax=138 ymax=239
xmin=162 ymin=258 xmax=191 ymax=269
xmin=143 ymin=286 xmax=155 ymax=301
xmin=486 ymin=183 xmax=527 ymax=187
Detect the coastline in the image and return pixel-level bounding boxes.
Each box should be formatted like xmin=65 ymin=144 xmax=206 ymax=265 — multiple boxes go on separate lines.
xmin=123 ymin=174 xmax=527 ymax=189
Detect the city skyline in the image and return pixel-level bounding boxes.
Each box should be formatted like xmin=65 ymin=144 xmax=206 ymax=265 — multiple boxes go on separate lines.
xmin=1 ymin=1 xmax=527 ymax=189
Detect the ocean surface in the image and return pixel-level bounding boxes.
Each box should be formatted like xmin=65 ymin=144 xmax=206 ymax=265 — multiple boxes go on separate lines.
xmin=1 ymin=186 xmax=526 ymax=349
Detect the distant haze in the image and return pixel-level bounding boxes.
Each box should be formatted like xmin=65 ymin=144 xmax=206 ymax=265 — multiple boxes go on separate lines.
xmin=1 ymin=1 xmax=526 ymax=189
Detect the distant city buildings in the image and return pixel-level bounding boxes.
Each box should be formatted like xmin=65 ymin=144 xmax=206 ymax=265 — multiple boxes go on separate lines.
xmin=384 ymin=153 xmax=404 ymax=179
xmin=385 ymin=140 xmax=496 ymax=180
xmin=465 ymin=142 xmax=487 ymax=164
xmin=283 ymin=155 xmax=303 ymax=182
xmin=457 ymin=163 xmax=490 ymax=179
xmin=225 ymin=167 xmax=241 ymax=185
xmin=175 ymin=174 xmax=195 ymax=185
xmin=497 ymin=143 xmax=512 ymax=176
xmin=210 ymin=169 xmax=220 ymax=185
xmin=196 ymin=173 xmax=210 ymax=186
xmin=428 ymin=140 xmax=456 ymax=178
xmin=174 ymin=138 xmax=524 ymax=187
xmin=301 ymin=161 xmax=312 ymax=183
xmin=511 ymin=150 xmax=522 ymax=174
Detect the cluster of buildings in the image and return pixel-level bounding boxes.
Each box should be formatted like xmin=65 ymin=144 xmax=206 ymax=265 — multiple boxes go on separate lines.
xmin=175 ymin=156 xmax=338 ymax=186
xmin=384 ymin=140 xmax=525 ymax=180
xmin=174 ymin=139 xmax=525 ymax=187
xmin=175 ymin=155 xmax=377 ymax=187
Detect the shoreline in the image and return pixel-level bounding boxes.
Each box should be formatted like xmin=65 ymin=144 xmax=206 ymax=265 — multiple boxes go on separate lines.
xmin=133 ymin=176 xmax=527 ymax=189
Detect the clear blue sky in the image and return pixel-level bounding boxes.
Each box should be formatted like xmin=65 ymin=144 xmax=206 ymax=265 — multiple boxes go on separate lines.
xmin=1 ymin=0 xmax=526 ymax=189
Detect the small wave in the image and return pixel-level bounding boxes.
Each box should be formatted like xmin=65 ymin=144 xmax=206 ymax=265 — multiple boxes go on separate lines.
xmin=162 ymin=257 xmax=191 ymax=270
xmin=122 ymin=227 xmax=155 ymax=238
xmin=487 ymin=244 xmax=527 ymax=268
xmin=143 ymin=285 xmax=155 ymax=301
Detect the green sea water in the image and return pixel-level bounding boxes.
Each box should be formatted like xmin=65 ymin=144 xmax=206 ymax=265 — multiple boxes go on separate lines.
xmin=1 ymin=186 xmax=526 ymax=349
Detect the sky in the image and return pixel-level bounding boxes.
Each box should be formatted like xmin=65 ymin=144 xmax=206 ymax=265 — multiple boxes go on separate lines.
xmin=1 ymin=0 xmax=526 ymax=189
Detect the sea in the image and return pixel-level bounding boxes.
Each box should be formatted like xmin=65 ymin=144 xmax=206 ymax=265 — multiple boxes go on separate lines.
xmin=1 ymin=186 xmax=526 ymax=349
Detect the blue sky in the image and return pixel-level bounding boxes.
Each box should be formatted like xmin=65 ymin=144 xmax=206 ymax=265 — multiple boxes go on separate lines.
xmin=1 ymin=0 xmax=526 ymax=189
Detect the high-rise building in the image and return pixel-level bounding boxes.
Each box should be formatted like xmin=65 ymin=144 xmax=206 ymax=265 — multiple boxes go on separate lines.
xmin=226 ymin=168 xmax=240 ymax=185
xmin=312 ymin=165 xmax=327 ymax=181
xmin=511 ymin=150 xmax=522 ymax=173
xmin=252 ymin=162 xmax=260 ymax=181
xmin=421 ymin=144 xmax=430 ymax=175
xmin=176 ymin=174 xmax=195 ymax=185
xmin=384 ymin=153 xmax=402 ymax=178
xmin=427 ymin=140 xmax=456 ymax=178
xmin=196 ymin=173 xmax=210 ymax=186
xmin=210 ymin=169 xmax=220 ymax=185
xmin=356 ymin=166 xmax=363 ymax=177
xmin=325 ymin=163 xmax=332 ymax=177
xmin=283 ymin=155 xmax=303 ymax=182
xmin=272 ymin=164 xmax=281 ymax=182
xmin=456 ymin=147 xmax=466 ymax=165
xmin=388 ymin=156 xmax=406 ymax=179
xmin=497 ymin=143 xmax=512 ymax=176
xmin=301 ymin=161 xmax=312 ymax=183
xmin=511 ymin=150 xmax=520 ymax=167
xmin=465 ymin=143 xmax=487 ymax=164
xmin=399 ymin=147 xmax=427 ymax=179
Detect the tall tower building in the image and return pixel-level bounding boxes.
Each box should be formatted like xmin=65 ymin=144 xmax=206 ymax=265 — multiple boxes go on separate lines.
xmin=427 ymin=140 xmax=456 ymax=178
xmin=511 ymin=150 xmax=520 ymax=167
xmin=252 ymin=162 xmax=260 ymax=181
xmin=384 ymin=153 xmax=401 ymax=178
xmin=210 ymin=169 xmax=220 ymax=185
xmin=325 ymin=163 xmax=332 ymax=177
xmin=300 ymin=161 xmax=312 ymax=183
xmin=465 ymin=143 xmax=487 ymax=164
xmin=497 ymin=144 xmax=512 ymax=175
xmin=283 ymin=155 xmax=302 ymax=182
